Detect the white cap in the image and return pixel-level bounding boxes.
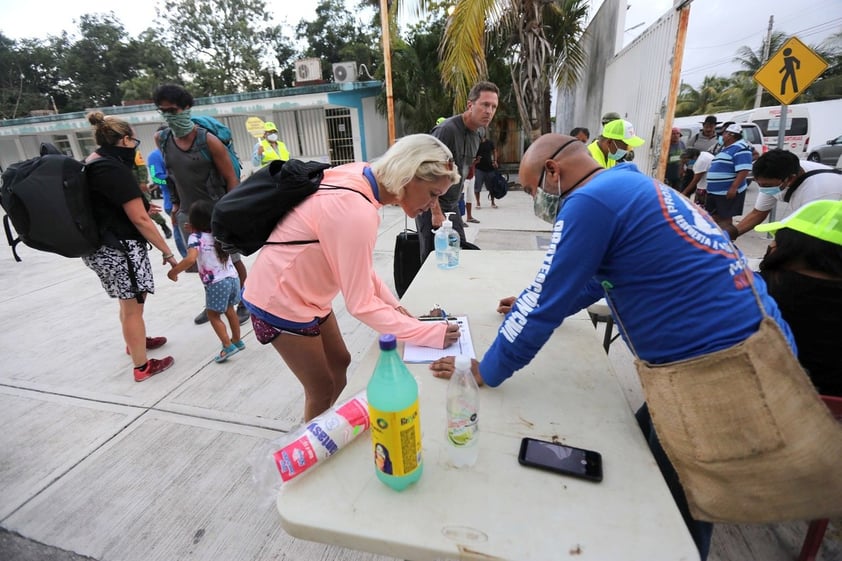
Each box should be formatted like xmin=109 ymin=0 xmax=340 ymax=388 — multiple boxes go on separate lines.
xmin=442 ymin=212 xmax=455 ymax=228
xmin=724 ymin=123 xmax=742 ymax=134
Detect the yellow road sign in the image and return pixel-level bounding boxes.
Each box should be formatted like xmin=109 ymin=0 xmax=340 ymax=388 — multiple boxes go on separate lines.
xmin=754 ymin=36 xmax=829 ymax=105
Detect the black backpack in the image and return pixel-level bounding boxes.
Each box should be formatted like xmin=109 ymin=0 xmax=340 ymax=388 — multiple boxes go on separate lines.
xmin=783 ymin=168 xmax=842 ymax=203
xmin=488 ymin=170 xmax=509 ymax=199
xmin=1 ymin=143 xmax=102 ymax=261
xmin=212 ymin=159 xmax=370 ymax=256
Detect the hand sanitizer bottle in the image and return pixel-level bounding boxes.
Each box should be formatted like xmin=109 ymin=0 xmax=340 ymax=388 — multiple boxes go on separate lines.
xmin=434 ymin=213 xmax=460 ymax=270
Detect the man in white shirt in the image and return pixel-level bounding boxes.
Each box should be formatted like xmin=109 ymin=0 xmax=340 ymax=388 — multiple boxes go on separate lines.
xmin=736 ymin=148 xmax=842 ymax=236
xmin=680 ymin=148 xmax=715 ymax=206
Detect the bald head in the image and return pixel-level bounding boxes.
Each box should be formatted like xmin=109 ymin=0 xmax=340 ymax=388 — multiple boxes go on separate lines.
xmin=520 ymin=134 xmax=595 ymax=196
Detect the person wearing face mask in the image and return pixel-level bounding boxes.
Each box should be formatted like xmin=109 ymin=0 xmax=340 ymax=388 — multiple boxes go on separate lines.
xmin=735 ymin=148 xmax=842 ymax=237
xmin=252 ymin=121 xmax=290 ymax=168
xmin=82 ymin=112 xmax=178 ymax=382
xmin=586 ymin=119 xmax=644 ymax=169
xmin=429 ymin=133 xmax=796 ymax=561
xmin=755 ymin=200 xmax=842 ymax=396
xmin=152 ymin=83 xmax=249 ymax=326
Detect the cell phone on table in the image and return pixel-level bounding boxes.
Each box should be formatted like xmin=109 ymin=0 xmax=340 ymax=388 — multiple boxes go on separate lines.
xmin=517 ymin=437 xmax=603 ymax=482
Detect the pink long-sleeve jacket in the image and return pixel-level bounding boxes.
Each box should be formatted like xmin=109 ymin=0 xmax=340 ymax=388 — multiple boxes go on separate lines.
xmin=242 ymin=162 xmax=447 ymax=348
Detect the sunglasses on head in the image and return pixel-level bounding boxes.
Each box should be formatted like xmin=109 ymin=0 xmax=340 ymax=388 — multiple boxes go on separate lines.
xmin=422 ymin=157 xmax=454 ymax=170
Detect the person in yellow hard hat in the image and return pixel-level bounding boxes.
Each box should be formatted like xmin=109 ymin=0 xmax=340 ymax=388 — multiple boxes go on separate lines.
xmin=252 ymin=121 xmax=290 ymax=168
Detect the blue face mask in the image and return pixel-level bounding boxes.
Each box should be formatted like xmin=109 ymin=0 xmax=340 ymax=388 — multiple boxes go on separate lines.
xmin=607 ymin=141 xmax=627 ymax=161
xmin=758 ymin=185 xmax=782 ymax=197
xmin=717 ymin=136 xmax=724 ymax=146
xmin=686 ymin=159 xmax=696 ymax=167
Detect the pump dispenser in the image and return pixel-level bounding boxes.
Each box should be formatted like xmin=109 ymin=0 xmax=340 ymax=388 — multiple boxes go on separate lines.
xmin=434 ymin=212 xmax=460 ymax=269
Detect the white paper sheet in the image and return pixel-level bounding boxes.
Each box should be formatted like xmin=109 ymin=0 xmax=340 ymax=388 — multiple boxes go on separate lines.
xmin=403 ymin=316 xmax=475 ymax=363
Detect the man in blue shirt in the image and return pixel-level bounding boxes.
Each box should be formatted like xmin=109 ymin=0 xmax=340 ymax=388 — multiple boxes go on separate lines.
xmin=147 ymin=146 xmax=186 ymax=258
xmin=431 ymin=133 xmax=795 ymax=561
xmin=705 ymin=122 xmax=753 ymax=232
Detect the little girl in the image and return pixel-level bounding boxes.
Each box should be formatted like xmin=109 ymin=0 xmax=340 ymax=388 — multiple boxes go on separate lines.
xmin=168 ymin=200 xmax=244 ymax=363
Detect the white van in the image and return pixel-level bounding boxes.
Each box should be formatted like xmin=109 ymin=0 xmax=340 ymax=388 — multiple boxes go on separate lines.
xmin=731 ymin=100 xmax=842 ymax=158
xmin=677 ymin=120 xmax=765 ymax=158
xmin=738 ymin=105 xmax=810 ymax=155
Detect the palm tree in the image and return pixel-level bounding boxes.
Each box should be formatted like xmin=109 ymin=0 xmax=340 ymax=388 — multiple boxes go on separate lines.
xmin=675 ymin=75 xmax=733 ymax=116
xmin=365 ymin=0 xmax=589 ymax=140
xmin=441 ymin=0 xmax=589 ymax=140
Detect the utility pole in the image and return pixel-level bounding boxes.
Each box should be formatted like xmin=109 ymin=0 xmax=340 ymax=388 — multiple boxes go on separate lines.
xmin=754 ymin=15 xmax=774 ymax=108
xmin=380 ymin=0 xmax=396 ymax=146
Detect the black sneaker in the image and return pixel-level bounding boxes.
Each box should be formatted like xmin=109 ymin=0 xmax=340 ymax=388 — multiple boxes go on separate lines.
xmin=194 ymin=309 xmax=209 ymax=325
xmin=161 ymin=223 xmax=173 ymax=239
xmin=236 ymin=303 xmax=250 ymax=325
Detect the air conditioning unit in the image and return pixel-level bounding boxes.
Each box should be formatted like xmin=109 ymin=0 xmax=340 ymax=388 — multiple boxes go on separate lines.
xmin=332 ymin=62 xmax=358 ymax=83
xmin=294 ymin=58 xmax=322 ymax=82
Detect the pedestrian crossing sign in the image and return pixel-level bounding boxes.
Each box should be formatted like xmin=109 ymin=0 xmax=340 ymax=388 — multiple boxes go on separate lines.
xmin=754 ymin=36 xmax=829 ymax=105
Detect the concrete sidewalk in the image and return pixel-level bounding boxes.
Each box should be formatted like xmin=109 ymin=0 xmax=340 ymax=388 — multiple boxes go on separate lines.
xmin=0 ymin=176 xmax=837 ymax=561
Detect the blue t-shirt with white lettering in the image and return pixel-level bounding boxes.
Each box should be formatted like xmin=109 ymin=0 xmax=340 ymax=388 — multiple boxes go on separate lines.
xmin=479 ymin=163 xmax=795 ymax=387
xmin=706 ymin=140 xmax=753 ymax=195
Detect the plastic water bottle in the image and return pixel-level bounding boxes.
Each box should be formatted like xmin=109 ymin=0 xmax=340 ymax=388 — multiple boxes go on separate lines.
xmin=367 ymin=334 xmax=423 ymax=491
xmin=434 ymin=212 xmax=460 ymax=269
xmin=446 ymin=355 xmax=480 ymax=467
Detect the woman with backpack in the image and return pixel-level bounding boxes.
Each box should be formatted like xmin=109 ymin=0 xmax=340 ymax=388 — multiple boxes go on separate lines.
xmin=241 ymin=134 xmax=462 ymax=421
xmin=83 ymin=112 xmax=178 ymax=382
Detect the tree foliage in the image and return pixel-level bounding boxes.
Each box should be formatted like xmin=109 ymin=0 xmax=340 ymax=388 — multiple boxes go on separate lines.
xmin=386 ymin=0 xmax=588 ymax=141
xmin=58 ymin=14 xmax=142 ymax=111
xmin=2 ymin=2 xmax=840 ymax=127
xmin=676 ymin=29 xmax=842 ymax=116
xmin=156 ymin=0 xmax=273 ymax=95
xmin=297 ymin=0 xmax=379 ymax=81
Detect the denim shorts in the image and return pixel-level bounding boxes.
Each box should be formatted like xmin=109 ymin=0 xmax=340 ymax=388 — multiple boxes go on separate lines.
xmin=204 ymin=276 xmax=241 ymax=313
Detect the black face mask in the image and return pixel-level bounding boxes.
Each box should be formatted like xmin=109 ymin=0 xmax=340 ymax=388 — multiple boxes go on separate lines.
xmin=97 ymin=144 xmax=137 ymax=167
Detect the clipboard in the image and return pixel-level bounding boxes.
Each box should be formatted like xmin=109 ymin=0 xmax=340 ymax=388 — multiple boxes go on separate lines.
xmin=403 ymin=316 xmax=475 ymax=363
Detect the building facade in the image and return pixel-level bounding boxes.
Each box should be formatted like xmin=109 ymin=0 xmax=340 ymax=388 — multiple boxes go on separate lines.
xmin=0 ymin=81 xmax=387 ymax=175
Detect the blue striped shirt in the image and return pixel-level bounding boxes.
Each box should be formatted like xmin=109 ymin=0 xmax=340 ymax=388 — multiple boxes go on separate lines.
xmin=706 ymin=140 xmax=753 ymax=195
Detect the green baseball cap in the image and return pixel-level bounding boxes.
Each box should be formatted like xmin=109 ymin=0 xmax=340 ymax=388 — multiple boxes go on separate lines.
xmin=602 ymin=119 xmax=645 ymax=148
xmin=755 ymin=199 xmax=842 ymax=246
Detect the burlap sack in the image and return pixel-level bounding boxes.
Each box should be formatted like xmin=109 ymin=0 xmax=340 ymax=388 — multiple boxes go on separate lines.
xmin=636 ymin=317 xmax=842 ymax=523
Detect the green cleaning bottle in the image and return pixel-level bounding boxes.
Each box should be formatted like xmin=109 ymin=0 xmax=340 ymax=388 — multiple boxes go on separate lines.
xmin=367 ymin=334 xmax=423 ymax=490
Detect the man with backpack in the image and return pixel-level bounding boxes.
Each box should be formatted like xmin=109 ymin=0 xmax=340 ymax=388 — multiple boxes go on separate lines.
xmin=152 ymin=84 xmax=249 ymax=325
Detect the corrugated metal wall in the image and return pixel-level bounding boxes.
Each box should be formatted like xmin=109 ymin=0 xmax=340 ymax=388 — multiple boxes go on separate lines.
xmin=556 ymin=0 xmax=684 ymax=179
xmin=602 ymin=3 xmax=681 ymax=178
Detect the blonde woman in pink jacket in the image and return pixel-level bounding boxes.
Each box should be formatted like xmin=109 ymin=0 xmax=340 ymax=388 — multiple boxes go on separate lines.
xmin=242 ymin=134 xmax=462 ymax=420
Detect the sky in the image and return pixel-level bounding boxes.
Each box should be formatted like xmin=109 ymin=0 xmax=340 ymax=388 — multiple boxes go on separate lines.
xmin=0 ymin=0 xmax=840 ymax=88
